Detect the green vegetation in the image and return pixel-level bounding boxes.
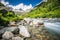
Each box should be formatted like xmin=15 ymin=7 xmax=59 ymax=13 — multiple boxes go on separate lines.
xmin=0 ymin=0 xmax=60 ymax=26
xmin=0 ymin=3 xmax=20 ymax=26
xmin=20 ymin=0 xmax=60 ymax=18
xmin=0 ymin=9 xmax=20 ymax=26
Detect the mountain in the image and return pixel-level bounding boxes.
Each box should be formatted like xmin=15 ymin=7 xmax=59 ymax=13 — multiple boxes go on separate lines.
xmin=0 ymin=3 xmax=19 ymax=26
xmin=0 ymin=2 xmax=5 ymax=7
xmin=20 ymin=0 xmax=60 ymax=18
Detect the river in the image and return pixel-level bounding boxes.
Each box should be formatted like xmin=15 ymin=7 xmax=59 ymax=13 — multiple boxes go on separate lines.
xmin=44 ymin=21 xmax=60 ymax=36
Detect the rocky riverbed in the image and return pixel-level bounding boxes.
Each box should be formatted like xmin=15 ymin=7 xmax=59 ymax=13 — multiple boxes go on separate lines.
xmin=0 ymin=18 xmax=60 ymax=40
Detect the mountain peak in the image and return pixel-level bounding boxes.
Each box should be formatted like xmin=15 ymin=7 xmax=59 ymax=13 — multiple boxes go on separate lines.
xmin=43 ymin=0 xmax=48 ymax=2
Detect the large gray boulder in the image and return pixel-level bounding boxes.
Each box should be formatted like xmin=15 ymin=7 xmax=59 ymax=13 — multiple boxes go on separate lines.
xmin=0 ymin=27 xmax=8 ymax=35
xmin=18 ymin=25 xmax=30 ymax=37
xmin=0 ymin=27 xmax=19 ymax=35
xmin=6 ymin=27 xmax=19 ymax=34
xmin=2 ymin=31 xmax=14 ymax=40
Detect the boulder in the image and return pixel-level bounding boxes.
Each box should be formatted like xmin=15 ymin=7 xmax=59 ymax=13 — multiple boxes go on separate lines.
xmin=12 ymin=36 xmax=23 ymax=40
xmin=30 ymin=19 xmax=43 ymax=26
xmin=0 ymin=26 xmax=4 ymax=29
xmin=18 ymin=25 xmax=30 ymax=37
xmin=24 ymin=18 xmax=32 ymax=24
xmin=9 ymin=21 xmax=16 ymax=26
xmin=2 ymin=31 xmax=14 ymax=40
xmin=6 ymin=27 xmax=19 ymax=34
xmin=0 ymin=27 xmax=19 ymax=35
xmin=0 ymin=27 xmax=8 ymax=35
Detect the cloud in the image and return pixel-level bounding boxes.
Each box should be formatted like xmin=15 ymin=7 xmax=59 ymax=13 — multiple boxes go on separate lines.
xmin=0 ymin=0 xmax=9 ymax=6
xmin=8 ymin=3 xmax=33 ymax=12
xmin=0 ymin=0 xmax=33 ymax=12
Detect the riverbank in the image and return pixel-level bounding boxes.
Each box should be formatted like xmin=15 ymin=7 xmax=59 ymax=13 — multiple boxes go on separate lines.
xmin=0 ymin=18 xmax=60 ymax=40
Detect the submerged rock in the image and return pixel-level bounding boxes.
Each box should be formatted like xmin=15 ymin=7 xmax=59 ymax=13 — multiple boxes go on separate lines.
xmin=25 ymin=25 xmax=59 ymax=40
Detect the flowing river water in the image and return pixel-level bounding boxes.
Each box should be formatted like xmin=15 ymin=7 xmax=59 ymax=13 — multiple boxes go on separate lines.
xmin=44 ymin=21 xmax=60 ymax=37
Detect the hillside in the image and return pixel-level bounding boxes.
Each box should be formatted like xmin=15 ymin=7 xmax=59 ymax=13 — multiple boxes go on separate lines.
xmin=0 ymin=0 xmax=60 ymax=26
xmin=0 ymin=2 xmax=5 ymax=7
xmin=0 ymin=3 xmax=20 ymax=26
xmin=20 ymin=0 xmax=60 ymax=18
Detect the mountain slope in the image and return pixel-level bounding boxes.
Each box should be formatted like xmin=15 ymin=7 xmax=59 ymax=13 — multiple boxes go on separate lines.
xmin=0 ymin=2 xmax=5 ymax=7
xmin=20 ymin=0 xmax=60 ymax=18
xmin=0 ymin=3 xmax=20 ymax=26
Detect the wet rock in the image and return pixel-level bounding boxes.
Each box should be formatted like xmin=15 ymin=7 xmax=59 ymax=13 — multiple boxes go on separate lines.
xmin=0 ymin=26 xmax=4 ymax=29
xmin=12 ymin=36 xmax=23 ymax=40
xmin=24 ymin=18 xmax=32 ymax=24
xmin=1 ymin=39 xmax=11 ymax=40
xmin=30 ymin=19 xmax=43 ymax=27
xmin=2 ymin=31 xmax=14 ymax=40
xmin=0 ymin=27 xmax=19 ymax=35
xmin=9 ymin=21 xmax=16 ymax=27
xmin=25 ymin=24 xmax=59 ymax=40
xmin=0 ymin=27 xmax=8 ymax=35
xmin=18 ymin=25 xmax=30 ymax=37
xmin=7 ymin=27 xmax=19 ymax=34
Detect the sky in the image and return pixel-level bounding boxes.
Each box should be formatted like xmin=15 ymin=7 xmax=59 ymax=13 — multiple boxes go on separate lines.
xmin=0 ymin=0 xmax=42 ymax=12
xmin=4 ymin=0 xmax=42 ymax=6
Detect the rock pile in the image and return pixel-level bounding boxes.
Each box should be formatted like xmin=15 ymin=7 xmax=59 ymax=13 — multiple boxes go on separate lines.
xmin=0 ymin=18 xmax=60 ymax=40
xmin=23 ymin=18 xmax=44 ymax=27
xmin=0 ymin=25 xmax=30 ymax=40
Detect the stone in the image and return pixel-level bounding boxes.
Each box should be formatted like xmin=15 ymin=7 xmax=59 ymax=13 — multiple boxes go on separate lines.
xmin=9 ymin=21 xmax=16 ymax=26
xmin=7 ymin=27 xmax=19 ymax=34
xmin=24 ymin=18 xmax=32 ymax=24
xmin=2 ymin=31 xmax=14 ymax=40
xmin=0 ymin=26 xmax=4 ymax=29
xmin=0 ymin=27 xmax=19 ymax=35
xmin=0 ymin=27 xmax=8 ymax=35
xmin=18 ymin=25 xmax=30 ymax=37
xmin=1 ymin=39 xmax=11 ymax=40
xmin=12 ymin=36 xmax=23 ymax=40
xmin=30 ymin=19 xmax=43 ymax=26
